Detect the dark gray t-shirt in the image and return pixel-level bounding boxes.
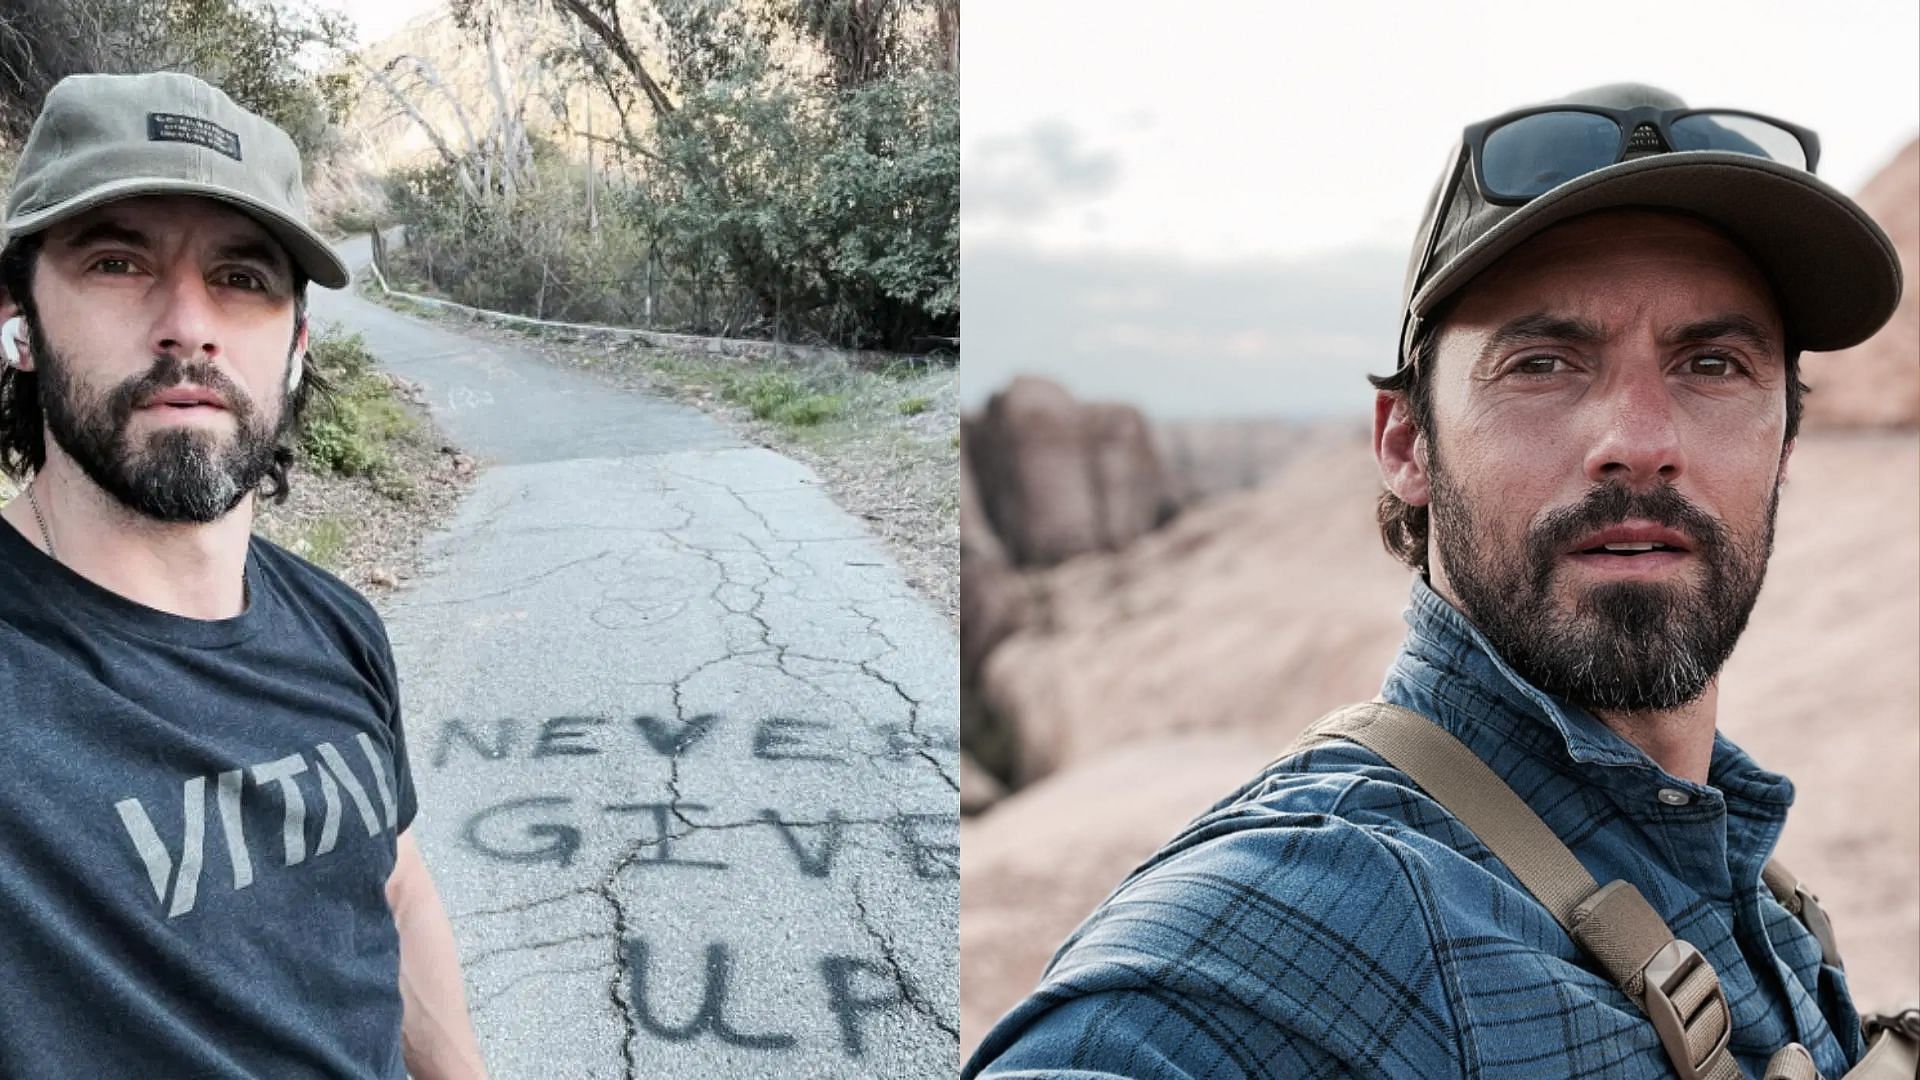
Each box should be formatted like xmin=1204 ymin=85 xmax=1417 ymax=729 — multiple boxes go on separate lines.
xmin=0 ymin=517 xmax=418 ymax=1078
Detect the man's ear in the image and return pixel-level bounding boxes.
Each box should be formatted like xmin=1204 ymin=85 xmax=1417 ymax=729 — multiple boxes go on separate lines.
xmin=1374 ymin=390 xmax=1430 ymax=507
xmin=287 ymin=316 xmax=309 ymax=393
xmin=1 ymin=306 xmax=33 ymax=373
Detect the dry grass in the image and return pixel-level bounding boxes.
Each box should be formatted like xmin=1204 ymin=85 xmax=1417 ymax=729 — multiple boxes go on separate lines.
xmin=255 ymin=395 xmax=473 ymax=592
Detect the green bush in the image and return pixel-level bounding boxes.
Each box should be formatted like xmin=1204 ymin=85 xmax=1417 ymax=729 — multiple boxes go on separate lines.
xmin=297 ymin=329 xmax=419 ymax=480
xmin=300 ymin=413 xmax=382 ymax=475
xmin=379 ymin=10 xmax=956 ymax=353
xmin=300 ymin=516 xmax=351 ymax=569
xmin=712 ymin=368 xmax=844 ymax=428
xmin=642 ymin=68 xmax=958 ymax=350
xmin=773 ymin=393 xmax=843 ymax=428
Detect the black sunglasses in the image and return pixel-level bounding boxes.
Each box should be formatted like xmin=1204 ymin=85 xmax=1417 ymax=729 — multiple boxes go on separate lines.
xmin=1464 ymin=104 xmax=1821 ymax=203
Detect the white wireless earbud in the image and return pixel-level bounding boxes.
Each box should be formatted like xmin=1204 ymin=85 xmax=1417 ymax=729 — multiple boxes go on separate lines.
xmin=287 ymin=350 xmax=303 ymax=394
xmin=1 ymin=316 xmax=24 ymax=368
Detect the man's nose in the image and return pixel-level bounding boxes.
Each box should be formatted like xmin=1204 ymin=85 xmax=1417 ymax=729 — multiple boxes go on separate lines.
xmin=148 ymin=270 xmax=223 ymax=362
xmin=1582 ymin=359 xmax=1685 ymax=486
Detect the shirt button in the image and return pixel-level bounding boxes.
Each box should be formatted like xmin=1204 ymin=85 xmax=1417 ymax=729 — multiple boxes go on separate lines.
xmin=1657 ymin=788 xmax=1692 ymax=807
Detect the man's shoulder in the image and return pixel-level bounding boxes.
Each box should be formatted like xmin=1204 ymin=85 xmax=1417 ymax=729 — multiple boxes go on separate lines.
xmin=250 ymin=532 xmax=390 ymax=650
xmin=965 ymin=744 xmax=1477 ymax=1077
xmin=1127 ymin=737 xmax=1472 ymax=881
xmin=1063 ymin=744 xmax=1466 ymax=992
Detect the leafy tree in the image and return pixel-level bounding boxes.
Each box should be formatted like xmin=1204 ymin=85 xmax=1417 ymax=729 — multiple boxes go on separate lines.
xmin=578 ymin=0 xmax=957 ymax=348
xmin=385 ymin=0 xmax=955 ymax=349
xmin=0 ymin=0 xmax=355 ymax=161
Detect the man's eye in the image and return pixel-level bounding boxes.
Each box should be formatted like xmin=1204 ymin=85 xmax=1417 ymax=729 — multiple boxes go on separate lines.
xmin=222 ymin=270 xmax=268 ymax=292
xmin=1685 ymin=354 xmax=1743 ymax=377
xmin=92 ymin=257 xmax=135 ymax=275
xmin=1513 ymin=355 xmax=1565 ymax=375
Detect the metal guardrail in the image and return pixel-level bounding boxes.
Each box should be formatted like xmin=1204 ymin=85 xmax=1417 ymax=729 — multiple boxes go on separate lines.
xmin=362 ymin=227 xmax=957 ymax=373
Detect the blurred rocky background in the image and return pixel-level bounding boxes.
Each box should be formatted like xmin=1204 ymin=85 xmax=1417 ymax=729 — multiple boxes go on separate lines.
xmin=959 ymin=137 xmax=1920 ymax=1055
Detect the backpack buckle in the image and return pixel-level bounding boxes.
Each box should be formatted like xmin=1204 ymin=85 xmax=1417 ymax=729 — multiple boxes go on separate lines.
xmin=1641 ymin=938 xmax=1734 ymax=1080
xmin=1792 ymin=883 xmax=1844 ymax=970
xmin=1864 ymin=1006 xmax=1920 ymax=1041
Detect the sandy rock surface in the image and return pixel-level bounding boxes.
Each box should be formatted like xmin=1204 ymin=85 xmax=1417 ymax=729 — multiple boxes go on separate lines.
xmin=1714 ymin=430 xmax=1919 ymax=1012
xmin=969 ymin=376 xmax=1171 ymax=566
xmin=960 ymin=751 xmax=1007 ymax=816
xmin=979 ymin=433 xmax=1410 ymax=785
xmin=960 ymin=447 xmax=1028 ymax=684
xmin=1802 ymin=139 xmax=1918 ymax=429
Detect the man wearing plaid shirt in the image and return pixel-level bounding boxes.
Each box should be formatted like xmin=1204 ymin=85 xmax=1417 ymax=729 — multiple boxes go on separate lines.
xmin=965 ymin=83 xmax=1903 ymax=1078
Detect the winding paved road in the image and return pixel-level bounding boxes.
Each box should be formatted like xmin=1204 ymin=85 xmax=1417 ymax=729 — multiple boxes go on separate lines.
xmin=309 ymin=237 xmax=960 ymax=1078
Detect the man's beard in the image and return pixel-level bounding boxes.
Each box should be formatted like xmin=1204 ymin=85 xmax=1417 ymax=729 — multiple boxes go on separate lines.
xmin=1428 ymin=443 xmax=1780 ymax=714
xmin=33 ymin=321 xmax=291 ymax=524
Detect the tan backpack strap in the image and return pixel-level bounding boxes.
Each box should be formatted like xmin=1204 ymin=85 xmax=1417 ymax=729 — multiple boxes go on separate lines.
xmin=1762 ymin=860 xmax=1846 ymax=970
xmin=1762 ymin=1043 xmax=1822 ymax=1080
xmin=1762 ymin=860 xmax=1804 ymax=911
xmin=1760 ymin=1007 xmax=1920 ymax=1077
xmin=1290 ymin=702 xmax=1600 ymax=922
xmin=1568 ymin=881 xmax=1741 ymax=1079
xmin=1291 ymin=702 xmax=1742 ymax=1080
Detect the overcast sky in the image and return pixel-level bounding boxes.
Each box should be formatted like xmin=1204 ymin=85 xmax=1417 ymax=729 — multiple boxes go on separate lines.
xmin=305 ymin=1 xmax=1919 ymax=421
xmin=963 ymin=0 xmax=1920 ymax=418
xmin=310 ymin=0 xmax=445 ymax=47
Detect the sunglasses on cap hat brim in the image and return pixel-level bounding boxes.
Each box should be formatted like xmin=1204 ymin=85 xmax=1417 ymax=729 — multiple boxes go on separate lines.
xmin=1464 ymin=105 xmax=1819 ymax=204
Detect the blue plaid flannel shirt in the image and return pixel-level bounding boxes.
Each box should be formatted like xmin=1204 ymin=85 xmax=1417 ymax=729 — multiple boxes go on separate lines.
xmin=965 ymin=576 xmax=1866 ymax=1078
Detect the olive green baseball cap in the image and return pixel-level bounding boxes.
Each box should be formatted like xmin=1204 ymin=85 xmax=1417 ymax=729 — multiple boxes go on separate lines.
xmin=4 ymin=70 xmax=349 ymax=289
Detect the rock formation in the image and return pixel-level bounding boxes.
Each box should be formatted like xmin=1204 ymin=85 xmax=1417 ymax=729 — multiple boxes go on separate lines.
xmin=1802 ymin=138 xmax=1918 ymax=428
xmin=966 ymin=377 xmax=1171 ymax=568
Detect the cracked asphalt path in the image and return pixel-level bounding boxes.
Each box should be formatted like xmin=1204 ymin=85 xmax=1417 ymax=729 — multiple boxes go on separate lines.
xmin=309 ymin=238 xmax=960 ymax=1078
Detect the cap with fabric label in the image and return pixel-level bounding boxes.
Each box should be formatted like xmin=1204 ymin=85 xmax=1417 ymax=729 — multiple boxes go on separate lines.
xmin=147 ymin=112 xmax=244 ymax=162
xmin=3 ymin=71 xmax=347 ymax=289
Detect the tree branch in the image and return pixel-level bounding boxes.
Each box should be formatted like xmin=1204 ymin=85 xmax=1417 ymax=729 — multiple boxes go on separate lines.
xmin=546 ymin=0 xmax=675 ymax=118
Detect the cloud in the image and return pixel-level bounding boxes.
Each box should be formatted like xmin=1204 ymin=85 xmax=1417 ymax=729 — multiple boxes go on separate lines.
xmin=961 ymin=243 xmax=1407 ymax=420
xmin=966 ymin=120 xmax=1122 ymax=221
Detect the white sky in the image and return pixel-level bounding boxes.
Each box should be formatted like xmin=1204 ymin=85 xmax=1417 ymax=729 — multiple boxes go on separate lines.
xmin=961 ymin=0 xmax=1919 ymax=417
xmin=309 ymin=0 xmax=447 ymax=48
xmin=964 ymin=0 xmax=1920 ymax=262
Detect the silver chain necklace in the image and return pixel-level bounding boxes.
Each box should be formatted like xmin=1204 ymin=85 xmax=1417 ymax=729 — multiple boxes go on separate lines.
xmin=25 ymin=480 xmax=56 ymax=558
xmin=24 ymin=480 xmax=249 ymax=608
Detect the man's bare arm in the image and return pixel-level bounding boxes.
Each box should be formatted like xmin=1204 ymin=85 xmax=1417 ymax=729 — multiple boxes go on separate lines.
xmin=387 ymin=828 xmax=488 ymax=1079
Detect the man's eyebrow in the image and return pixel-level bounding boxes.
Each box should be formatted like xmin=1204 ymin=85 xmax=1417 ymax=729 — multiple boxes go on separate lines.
xmin=1661 ymin=315 xmax=1779 ymax=354
xmin=61 ymin=220 xmax=151 ymax=251
xmin=1479 ymin=313 xmax=1606 ymax=366
xmin=212 ymin=238 xmax=291 ymax=276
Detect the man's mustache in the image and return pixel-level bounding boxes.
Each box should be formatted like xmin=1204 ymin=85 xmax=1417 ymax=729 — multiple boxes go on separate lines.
xmin=104 ymin=356 xmax=253 ymax=426
xmin=1528 ymin=482 xmax=1727 ymax=565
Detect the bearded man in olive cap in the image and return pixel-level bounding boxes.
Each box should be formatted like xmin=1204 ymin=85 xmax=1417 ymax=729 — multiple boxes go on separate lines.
xmin=0 ymin=72 xmax=486 ymax=1078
